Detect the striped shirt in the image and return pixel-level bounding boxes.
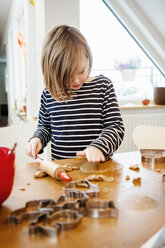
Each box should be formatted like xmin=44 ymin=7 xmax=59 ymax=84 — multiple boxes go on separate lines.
xmin=33 ymin=75 xmax=125 ymax=160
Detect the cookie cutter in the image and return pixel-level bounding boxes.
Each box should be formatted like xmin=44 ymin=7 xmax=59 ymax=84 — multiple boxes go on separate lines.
xmin=50 ymin=209 xmax=82 ymax=230
xmin=140 ymin=149 xmax=165 ymax=164
xmin=64 ymin=179 xmax=100 ymax=198
xmin=162 ymin=174 xmax=165 ymax=183
xmin=84 ymin=200 xmax=118 ymax=218
xmin=29 ymin=209 xmax=82 ymax=236
xmin=55 ymin=190 xmax=89 ymax=215
xmin=29 ymin=212 xmax=60 ymax=236
xmin=26 ymin=199 xmax=56 ymax=208
xmin=8 ymin=179 xmax=118 ymax=237
xmin=57 ymin=190 xmax=89 ymax=203
xmin=8 ymin=199 xmax=56 ymax=224
xmin=57 ymin=190 xmax=88 ymax=207
xmin=8 ymin=207 xmax=41 ymax=224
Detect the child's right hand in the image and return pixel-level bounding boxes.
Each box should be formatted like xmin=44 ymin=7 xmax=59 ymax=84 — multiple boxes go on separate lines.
xmin=25 ymin=137 xmax=42 ymax=160
xmin=76 ymin=146 xmax=105 ymax=163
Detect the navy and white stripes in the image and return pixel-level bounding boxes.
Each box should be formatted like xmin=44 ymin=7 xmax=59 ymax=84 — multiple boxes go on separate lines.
xmin=33 ymin=75 xmax=125 ymax=160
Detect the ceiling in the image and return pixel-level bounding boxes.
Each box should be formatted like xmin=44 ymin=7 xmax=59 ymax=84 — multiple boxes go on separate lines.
xmin=136 ymin=0 xmax=165 ymax=39
xmin=0 ymin=0 xmax=12 ymax=59
xmin=104 ymin=0 xmax=165 ymax=76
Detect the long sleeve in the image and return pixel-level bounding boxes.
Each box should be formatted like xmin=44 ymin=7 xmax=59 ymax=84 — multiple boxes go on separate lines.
xmin=32 ymin=90 xmax=51 ymax=149
xmin=30 ymin=76 xmax=124 ymax=160
xmin=90 ymin=79 xmax=125 ymax=157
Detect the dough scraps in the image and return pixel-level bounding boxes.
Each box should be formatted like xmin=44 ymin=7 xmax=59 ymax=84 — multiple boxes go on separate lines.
xmin=19 ymin=188 xmax=26 ymax=191
xmin=63 ymin=163 xmax=79 ymax=172
xmin=34 ymin=170 xmax=48 ymax=178
xmin=86 ymin=174 xmax=114 ymax=182
xmin=76 ymin=180 xmax=89 ymax=188
xmin=129 ymin=164 xmax=140 ymax=171
xmin=125 ymin=175 xmax=130 ymax=180
xmin=132 ymin=177 xmax=141 ymax=184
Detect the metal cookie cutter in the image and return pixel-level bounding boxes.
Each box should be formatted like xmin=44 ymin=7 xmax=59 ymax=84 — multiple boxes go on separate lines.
xmin=57 ymin=190 xmax=89 ymax=203
xmin=140 ymin=149 xmax=165 ymax=164
xmin=84 ymin=200 xmax=118 ymax=218
xmin=57 ymin=190 xmax=88 ymax=207
xmin=8 ymin=199 xmax=56 ymax=224
xmin=162 ymin=174 xmax=165 ymax=183
xmin=50 ymin=209 xmax=82 ymax=230
xmin=64 ymin=179 xmax=100 ymax=198
xmin=56 ymin=190 xmax=89 ymax=214
xmin=29 ymin=209 xmax=82 ymax=236
xmin=29 ymin=212 xmax=60 ymax=236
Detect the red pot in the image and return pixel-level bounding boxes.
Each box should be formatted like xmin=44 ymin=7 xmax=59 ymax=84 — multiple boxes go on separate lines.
xmin=0 ymin=147 xmax=15 ymax=205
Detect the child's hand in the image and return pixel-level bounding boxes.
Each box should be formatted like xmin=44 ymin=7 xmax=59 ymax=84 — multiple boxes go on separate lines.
xmin=25 ymin=137 xmax=42 ymax=159
xmin=76 ymin=146 xmax=105 ymax=162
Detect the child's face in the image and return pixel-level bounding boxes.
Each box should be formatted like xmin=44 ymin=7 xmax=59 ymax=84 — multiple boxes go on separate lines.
xmin=70 ymin=55 xmax=89 ymax=90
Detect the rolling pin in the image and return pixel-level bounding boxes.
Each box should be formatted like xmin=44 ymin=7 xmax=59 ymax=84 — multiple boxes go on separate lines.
xmin=37 ymin=158 xmax=72 ymax=182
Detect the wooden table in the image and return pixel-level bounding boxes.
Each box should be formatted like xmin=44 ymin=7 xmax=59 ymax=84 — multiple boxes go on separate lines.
xmin=0 ymin=151 xmax=165 ymax=248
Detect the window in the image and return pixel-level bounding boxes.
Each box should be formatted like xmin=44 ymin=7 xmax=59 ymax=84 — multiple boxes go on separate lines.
xmin=80 ymin=0 xmax=164 ymax=106
xmin=7 ymin=1 xmax=27 ymax=115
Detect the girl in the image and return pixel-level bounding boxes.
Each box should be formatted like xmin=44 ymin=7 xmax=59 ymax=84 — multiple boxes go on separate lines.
xmin=25 ymin=25 xmax=125 ymax=162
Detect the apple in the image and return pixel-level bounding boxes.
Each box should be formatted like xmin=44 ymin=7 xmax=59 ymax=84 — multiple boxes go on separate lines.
xmin=0 ymin=147 xmax=15 ymax=205
xmin=142 ymin=99 xmax=150 ymax=105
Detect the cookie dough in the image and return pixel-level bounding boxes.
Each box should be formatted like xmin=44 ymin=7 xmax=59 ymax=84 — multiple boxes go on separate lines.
xmin=132 ymin=177 xmax=141 ymax=184
xmin=63 ymin=163 xmax=79 ymax=172
xmin=86 ymin=174 xmax=114 ymax=182
xmin=34 ymin=170 xmax=47 ymax=178
xmin=129 ymin=164 xmax=140 ymax=171
xmin=76 ymin=180 xmax=89 ymax=188
xmin=80 ymin=159 xmax=123 ymax=173
xmin=125 ymin=175 xmax=130 ymax=180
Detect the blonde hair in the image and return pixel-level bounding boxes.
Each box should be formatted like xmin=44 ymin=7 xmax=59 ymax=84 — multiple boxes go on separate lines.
xmin=41 ymin=25 xmax=92 ymax=101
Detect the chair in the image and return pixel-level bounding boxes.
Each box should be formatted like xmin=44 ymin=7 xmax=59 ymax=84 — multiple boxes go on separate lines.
xmin=133 ymin=125 xmax=165 ymax=150
xmin=0 ymin=122 xmax=51 ymax=165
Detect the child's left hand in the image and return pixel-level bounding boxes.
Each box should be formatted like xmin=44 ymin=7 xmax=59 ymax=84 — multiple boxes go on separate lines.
xmin=76 ymin=146 xmax=105 ymax=163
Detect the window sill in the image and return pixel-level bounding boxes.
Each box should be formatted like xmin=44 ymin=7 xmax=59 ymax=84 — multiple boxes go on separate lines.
xmin=120 ymin=103 xmax=165 ymax=110
xmin=120 ymin=103 xmax=165 ymax=116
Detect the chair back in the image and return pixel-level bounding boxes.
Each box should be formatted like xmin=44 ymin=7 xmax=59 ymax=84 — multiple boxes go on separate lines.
xmin=133 ymin=125 xmax=165 ymax=149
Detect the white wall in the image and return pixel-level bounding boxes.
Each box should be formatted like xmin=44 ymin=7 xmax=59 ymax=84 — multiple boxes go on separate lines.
xmin=6 ymin=0 xmax=80 ymax=123
xmin=45 ymin=0 xmax=80 ymax=32
xmin=26 ymin=0 xmax=80 ymax=121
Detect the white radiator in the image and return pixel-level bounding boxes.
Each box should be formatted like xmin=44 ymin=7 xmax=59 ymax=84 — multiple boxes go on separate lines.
xmin=117 ymin=113 xmax=165 ymax=153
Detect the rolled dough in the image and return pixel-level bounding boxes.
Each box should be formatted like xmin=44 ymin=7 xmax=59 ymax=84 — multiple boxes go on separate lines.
xmin=80 ymin=159 xmax=123 ymax=173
